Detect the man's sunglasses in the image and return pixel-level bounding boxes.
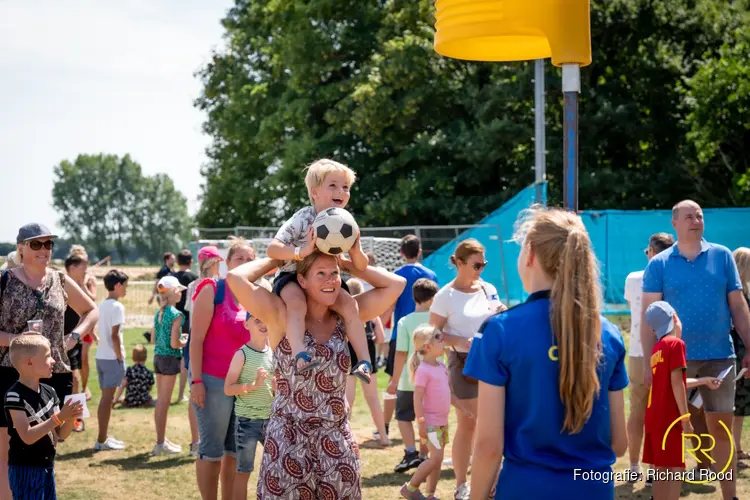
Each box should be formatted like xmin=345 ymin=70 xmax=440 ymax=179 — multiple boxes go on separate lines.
xmin=473 ymin=261 xmax=488 ymax=271
xmin=27 ymin=240 xmax=54 ymax=251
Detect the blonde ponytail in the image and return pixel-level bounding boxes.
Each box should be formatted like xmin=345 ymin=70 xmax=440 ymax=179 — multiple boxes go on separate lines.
xmin=515 ymin=207 xmax=602 ymax=434
xmin=408 ymin=325 xmax=441 ymax=383
xmin=408 ymin=350 xmax=421 ymax=384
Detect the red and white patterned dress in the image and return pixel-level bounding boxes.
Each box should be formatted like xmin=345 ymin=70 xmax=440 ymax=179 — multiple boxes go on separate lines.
xmin=257 ymin=318 xmax=361 ymax=499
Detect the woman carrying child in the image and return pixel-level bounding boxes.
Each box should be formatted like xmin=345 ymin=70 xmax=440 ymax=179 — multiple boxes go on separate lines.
xmin=400 ymin=325 xmax=450 ymax=500
xmin=151 ymin=275 xmax=188 ymax=456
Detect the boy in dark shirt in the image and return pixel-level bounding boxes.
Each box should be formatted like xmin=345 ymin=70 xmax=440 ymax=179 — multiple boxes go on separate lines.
xmin=5 ymin=334 xmax=83 ymax=500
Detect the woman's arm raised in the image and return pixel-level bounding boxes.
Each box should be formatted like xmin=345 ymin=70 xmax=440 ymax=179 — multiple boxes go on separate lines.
xmin=226 ymin=258 xmax=287 ymax=333
xmin=343 ymin=264 xmax=406 ymax=322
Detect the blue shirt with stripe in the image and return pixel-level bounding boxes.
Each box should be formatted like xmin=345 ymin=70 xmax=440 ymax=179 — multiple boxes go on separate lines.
xmin=463 ymin=290 xmax=628 ymax=499
xmin=642 ymin=240 xmax=742 ymax=360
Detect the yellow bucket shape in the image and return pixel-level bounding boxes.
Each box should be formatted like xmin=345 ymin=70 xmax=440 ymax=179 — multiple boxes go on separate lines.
xmin=434 ymin=0 xmax=591 ymax=66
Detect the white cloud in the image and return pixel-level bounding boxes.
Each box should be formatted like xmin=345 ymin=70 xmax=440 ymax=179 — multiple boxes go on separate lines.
xmin=0 ymin=0 xmax=233 ymax=241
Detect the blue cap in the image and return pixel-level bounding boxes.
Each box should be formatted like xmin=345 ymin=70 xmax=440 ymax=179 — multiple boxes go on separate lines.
xmin=16 ymin=223 xmax=57 ymax=244
xmin=645 ymin=301 xmax=676 ymax=340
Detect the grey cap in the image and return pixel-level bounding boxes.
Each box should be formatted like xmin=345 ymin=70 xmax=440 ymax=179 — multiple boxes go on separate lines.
xmin=16 ymin=223 xmax=58 ymax=244
xmin=645 ymin=301 xmax=676 ymax=340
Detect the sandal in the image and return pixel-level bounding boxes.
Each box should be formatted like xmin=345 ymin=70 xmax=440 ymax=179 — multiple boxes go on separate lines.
xmin=737 ymin=450 xmax=750 ymax=460
xmin=351 ymin=360 xmax=372 ymax=384
xmin=294 ymin=351 xmax=321 ymax=375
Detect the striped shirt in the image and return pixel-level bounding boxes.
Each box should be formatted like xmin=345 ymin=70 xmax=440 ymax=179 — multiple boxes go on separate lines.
xmin=235 ymin=344 xmax=274 ymax=419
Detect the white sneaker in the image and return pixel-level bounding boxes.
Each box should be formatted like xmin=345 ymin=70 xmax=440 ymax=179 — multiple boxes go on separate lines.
xmin=442 ymin=457 xmax=453 ymax=467
xmin=454 ymin=482 xmax=470 ymax=500
xmin=94 ymin=437 xmax=126 ymax=451
xmin=152 ymin=441 xmax=181 ymax=456
xmin=189 ymin=442 xmax=199 ymax=457
xmin=108 ymin=436 xmax=125 ymax=446
xmin=164 ymin=437 xmax=182 ymax=451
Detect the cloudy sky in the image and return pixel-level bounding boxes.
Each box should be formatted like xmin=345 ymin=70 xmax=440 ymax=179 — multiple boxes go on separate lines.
xmin=0 ymin=0 xmax=234 ymax=242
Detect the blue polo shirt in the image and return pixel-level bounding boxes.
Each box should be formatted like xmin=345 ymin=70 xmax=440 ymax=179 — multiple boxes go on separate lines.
xmin=464 ymin=290 xmax=628 ymax=499
xmin=391 ymin=263 xmax=438 ymax=340
xmin=642 ymin=240 xmax=742 ymax=361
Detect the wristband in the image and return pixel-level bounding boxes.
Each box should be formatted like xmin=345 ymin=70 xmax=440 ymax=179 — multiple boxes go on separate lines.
xmin=294 ymin=247 xmax=302 ymax=262
xmin=52 ymin=413 xmax=63 ymax=426
xmin=191 ymin=380 xmax=203 ymax=385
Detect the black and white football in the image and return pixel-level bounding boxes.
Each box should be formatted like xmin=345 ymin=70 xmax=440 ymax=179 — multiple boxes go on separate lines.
xmin=312 ymin=207 xmax=359 ymax=255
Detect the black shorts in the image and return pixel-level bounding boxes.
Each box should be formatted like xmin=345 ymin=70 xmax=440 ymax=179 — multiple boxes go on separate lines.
xmin=67 ymin=341 xmax=82 ymax=371
xmin=0 ymin=366 xmax=73 ymax=427
xmin=348 ymin=336 xmax=377 ymax=374
xmin=385 ymin=338 xmax=397 ymax=377
xmin=395 ymin=390 xmax=415 ymax=422
xmin=154 ymin=355 xmax=182 ymax=376
xmin=273 ymin=271 xmax=351 ymax=296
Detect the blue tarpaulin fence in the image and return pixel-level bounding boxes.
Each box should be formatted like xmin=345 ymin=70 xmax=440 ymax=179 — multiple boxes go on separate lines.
xmin=422 ymin=183 xmax=750 ymax=314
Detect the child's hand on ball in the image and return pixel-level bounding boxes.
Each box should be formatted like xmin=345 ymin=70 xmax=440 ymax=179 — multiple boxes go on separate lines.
xmin=301 ymin=226 xmax=317 ymax=258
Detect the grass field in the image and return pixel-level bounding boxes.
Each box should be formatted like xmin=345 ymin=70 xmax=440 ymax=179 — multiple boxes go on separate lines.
xmin=55 ymin=326 xmax=749 ymax=499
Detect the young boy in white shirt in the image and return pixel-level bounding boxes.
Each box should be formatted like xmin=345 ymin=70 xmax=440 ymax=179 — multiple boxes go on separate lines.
xmin=266 ymin=159 xmax=372 ymax=381
xmin=94 ymin=269 xmax=129 ymax=451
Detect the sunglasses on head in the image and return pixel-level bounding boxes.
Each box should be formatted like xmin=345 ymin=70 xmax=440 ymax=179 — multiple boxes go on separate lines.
xmin=27 ymin=240 xmax=54 ymax=251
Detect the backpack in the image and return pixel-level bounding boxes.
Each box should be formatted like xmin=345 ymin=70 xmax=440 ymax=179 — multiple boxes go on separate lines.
xmin=213 ymin=278 xmax=226 ymax=306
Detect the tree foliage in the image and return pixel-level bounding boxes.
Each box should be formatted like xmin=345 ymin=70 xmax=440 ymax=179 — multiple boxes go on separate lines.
xmin=52 ymin=154 xmax=191 ymax=262
xmin=195 ymin=0 xmax=750 ymax=228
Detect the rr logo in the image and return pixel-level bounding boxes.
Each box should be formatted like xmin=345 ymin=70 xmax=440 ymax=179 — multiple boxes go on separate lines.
xmin=663 ymin=413 xmax=734 ymax=484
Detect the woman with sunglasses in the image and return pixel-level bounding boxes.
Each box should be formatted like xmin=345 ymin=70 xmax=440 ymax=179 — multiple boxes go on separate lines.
xmin=428 ymin=238 xmax=505 ymax=500
xmin=0 ymin=223 xmax=99 ymax=499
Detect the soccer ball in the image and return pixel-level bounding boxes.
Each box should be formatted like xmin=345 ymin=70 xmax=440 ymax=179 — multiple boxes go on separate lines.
xmin=313 ymin=208 xmax=359 ymax=255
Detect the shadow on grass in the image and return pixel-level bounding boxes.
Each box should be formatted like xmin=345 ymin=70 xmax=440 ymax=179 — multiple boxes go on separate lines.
xmin=92 ymin=452 xmax=194 ymax=471
xmin=57 ymin=448 xmax=97 ymax=461
xmin=362 ymin=468 xmax=456 ymax=488
xmin=359 ymin=438 xmax=403 ymax=449
xmin=614 ymin=479 xmax=718 ymax=499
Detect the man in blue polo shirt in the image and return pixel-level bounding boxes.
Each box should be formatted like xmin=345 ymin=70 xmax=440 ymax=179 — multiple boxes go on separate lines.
xmin=641 ymin=200 xmax=750 ymax=500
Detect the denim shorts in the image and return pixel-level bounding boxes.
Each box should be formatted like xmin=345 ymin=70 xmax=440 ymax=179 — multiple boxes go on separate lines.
xmin=192 ymin=372 xmax=237 ymax=461
xmin=235 ymin=417 xmax=268 ymax=473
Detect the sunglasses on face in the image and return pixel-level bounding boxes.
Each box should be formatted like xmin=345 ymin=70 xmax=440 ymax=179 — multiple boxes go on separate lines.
xmin=27 ymin=240 xmax=54 ymax=251
xmin=473 ymin=261 xmax=488 ymax=271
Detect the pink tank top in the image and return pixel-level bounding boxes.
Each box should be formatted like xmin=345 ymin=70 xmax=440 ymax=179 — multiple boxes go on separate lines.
xmin=194 ymin=278 xmax=249 ymax=379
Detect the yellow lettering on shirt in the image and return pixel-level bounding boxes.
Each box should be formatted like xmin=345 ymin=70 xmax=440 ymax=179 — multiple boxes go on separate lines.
xmin=548 ymin=346 xmax=558 ymax=361
xmin=650 ymin=349 xmax=663 ymax=374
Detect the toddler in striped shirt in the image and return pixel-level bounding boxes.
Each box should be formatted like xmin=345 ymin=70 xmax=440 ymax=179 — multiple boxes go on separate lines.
xmin=224 ymin=310 xmax=275 ymax=495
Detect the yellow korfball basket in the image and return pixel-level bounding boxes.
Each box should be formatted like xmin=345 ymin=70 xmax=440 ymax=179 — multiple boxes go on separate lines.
xmin=434 ymin=0 xmax=591 ymax=66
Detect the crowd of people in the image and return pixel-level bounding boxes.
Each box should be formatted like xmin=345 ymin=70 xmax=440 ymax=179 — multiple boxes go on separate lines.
xmin=0 ymin=159 xmax=749 ymax=500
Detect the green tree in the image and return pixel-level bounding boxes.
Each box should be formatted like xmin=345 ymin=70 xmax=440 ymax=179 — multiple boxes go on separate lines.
xmin=52 ymin=154 xmax=191 ymax=262
xmin=195 ymin=0 xmax=749 ymax=228
xmin=132 ymin=174 xmax=192 ymax=262
xmin=684 ymin=26 xmax=750 ymax=206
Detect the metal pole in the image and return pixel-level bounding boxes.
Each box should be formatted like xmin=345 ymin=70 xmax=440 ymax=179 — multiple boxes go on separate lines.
xmin=562 ymin=64 xmax=580 ymax=212
xmin=534 ymin=59 xmax=546 ymax=204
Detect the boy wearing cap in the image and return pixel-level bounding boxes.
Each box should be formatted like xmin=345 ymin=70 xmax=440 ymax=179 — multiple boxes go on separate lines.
xmin=643 ymin=301 xmax=722 ymax=500
xmin=94 ymin=270 xmax=129 ymax=452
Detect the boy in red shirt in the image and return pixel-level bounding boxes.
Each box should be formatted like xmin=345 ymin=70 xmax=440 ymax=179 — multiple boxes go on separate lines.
xmin=643 ymin=301 xmax=723 ymax=500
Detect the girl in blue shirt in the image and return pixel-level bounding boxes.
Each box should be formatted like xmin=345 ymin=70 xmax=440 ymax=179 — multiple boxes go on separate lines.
xmin=465 ymin=207 xmax=629 ymax=499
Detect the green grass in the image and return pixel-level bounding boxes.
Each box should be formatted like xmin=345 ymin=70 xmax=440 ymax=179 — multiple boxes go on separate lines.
xmin=55 ymin=326 xmax=750 ymax=499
